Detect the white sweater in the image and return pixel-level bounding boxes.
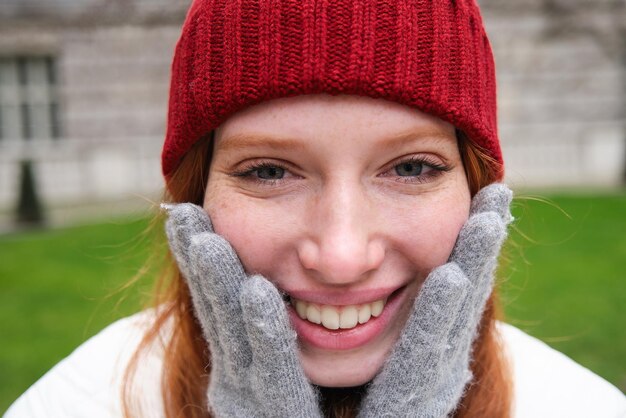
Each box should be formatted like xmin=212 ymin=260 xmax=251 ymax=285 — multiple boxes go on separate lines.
xmin=5 ymin=310 xmax=626 ymax=418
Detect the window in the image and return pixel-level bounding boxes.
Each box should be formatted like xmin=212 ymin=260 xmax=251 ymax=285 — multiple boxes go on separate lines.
xmin=0 ymin=55 xmax=60 ymax=141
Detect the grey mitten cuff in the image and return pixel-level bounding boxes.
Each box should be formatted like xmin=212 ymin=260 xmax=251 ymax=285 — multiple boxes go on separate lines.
xmin=163 ymin=204 xmax=322 ymax=418
xmin=358 ymin=183 xmax=513 ymax=418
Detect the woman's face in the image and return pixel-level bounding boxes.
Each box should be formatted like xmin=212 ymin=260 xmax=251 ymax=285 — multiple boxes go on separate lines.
xmin=204 ymin=94 xmax=471 ymax=387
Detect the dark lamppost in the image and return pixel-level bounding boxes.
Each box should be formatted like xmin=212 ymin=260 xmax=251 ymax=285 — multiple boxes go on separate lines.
xmin=15 ymin=159 xmax=46 ymax=227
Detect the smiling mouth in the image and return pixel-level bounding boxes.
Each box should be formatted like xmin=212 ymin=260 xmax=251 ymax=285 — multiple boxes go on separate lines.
xmin=289 ymin=296 xmax=389 ymax=330
xmin=285 ymin=286 xmax=408 ymax=350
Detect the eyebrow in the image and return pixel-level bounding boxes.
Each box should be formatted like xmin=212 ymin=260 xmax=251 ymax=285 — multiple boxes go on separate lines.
xmin=216 ymin=133 xmax=307 ymax=152
xmin=216 ymin=127 xmax=455 ymax=152
xmin=381 ymin=128 xmax=456 ymax=151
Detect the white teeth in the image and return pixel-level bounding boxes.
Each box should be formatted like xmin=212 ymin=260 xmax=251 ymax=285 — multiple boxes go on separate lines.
xmin=321 ymin=306 xmax=340 ymax=330
xmin=339 ymin=306 xmax=358 ymax=329
xmin=371 ymin=300 xmax=385 ymax=317
xmin=295 ymin=299 xmax=307 ymax=319
xmin=306 ymin=304 xmax=321 ymax=324
xmin=291 ymin=297 xmax=388 ymax=330
xmin=358 ymin=304 xmax=371 ymax=324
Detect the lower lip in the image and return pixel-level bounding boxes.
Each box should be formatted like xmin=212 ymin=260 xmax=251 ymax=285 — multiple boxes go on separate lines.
xmin=287 ymin=287 xmax=407 ymax=351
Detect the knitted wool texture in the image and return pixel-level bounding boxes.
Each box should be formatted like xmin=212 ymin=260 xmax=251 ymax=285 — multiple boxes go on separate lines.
xmin=164 ymin=203 xmax=323 ymax=417
xmin=162 ymin=0 xmax=500 ymax=178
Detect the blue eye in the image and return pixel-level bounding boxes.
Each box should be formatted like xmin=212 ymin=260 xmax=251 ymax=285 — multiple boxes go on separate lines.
xmin=395 ymin=161 xmax=423 ymax=176
xmin=255 ymin=165 xmax=285 ymax=180
xmin=231 ymin=161 xmax=291 ymax=184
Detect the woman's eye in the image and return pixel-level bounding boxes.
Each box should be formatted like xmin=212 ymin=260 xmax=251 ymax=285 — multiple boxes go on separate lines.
xmin=230 ymin=161 xmax=293 ymax=184
xmin=395 ymin=161 xmax=424 ymax=176
xmin=255 ymin=165 xmax=285 ymax=180
xmin=383 ymin=156 xmax=451 ymax=184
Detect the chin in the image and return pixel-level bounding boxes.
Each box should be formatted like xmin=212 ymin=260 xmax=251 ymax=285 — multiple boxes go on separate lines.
xmin=300 ymin=344 xmax=390 ymax=387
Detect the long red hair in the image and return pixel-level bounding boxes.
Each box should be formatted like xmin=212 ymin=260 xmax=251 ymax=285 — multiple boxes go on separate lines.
xmin=122 ymin=131 xmax=512 ymax=417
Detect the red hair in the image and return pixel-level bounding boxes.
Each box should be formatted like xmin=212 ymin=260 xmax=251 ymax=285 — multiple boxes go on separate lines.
xmin=123 ymin=132 xmax=512 ymax=417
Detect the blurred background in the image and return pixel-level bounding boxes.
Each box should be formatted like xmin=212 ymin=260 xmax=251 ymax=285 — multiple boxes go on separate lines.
xmin=1 ymin=0 xmax=625 ymax=411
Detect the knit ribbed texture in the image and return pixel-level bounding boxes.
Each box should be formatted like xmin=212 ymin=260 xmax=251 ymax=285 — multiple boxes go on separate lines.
xmin=162 ymin=0 xmax=500 ymax=178
xmin=163 ymin=203 xmax=323 ymax=418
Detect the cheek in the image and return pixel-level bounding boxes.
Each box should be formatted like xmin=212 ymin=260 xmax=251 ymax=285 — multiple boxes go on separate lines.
xmin=203 ymin=190 xmax=301 ymax=276
xmin=390 ymin=192 xmax=470 ymax=277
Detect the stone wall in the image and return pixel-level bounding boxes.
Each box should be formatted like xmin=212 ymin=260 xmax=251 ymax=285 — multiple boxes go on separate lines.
xmin=0 ymin=0 xmax=188 ymax=24
xmin=0 ymin=0 xmax=624 ymax=227
xmin=481 ymin=0 xmax=626 ymax=187
xmin=0 ymin=16 xmax=182 ymax=216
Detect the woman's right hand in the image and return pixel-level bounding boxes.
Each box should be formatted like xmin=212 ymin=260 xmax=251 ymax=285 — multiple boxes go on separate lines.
xmin=163 ymin=203 xmax=322 ymax=418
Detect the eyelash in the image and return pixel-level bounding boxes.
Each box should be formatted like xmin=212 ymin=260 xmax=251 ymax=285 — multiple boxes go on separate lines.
xmin=389 ymin=156 xmax=452 ymax=184
xmin=230 ymin=161 xmax=291 ymax=185
xmin=230 ymin=156 xmax=452 ymax=185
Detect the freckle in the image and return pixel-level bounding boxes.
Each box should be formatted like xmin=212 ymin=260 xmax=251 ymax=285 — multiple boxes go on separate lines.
xmin=204 ymin=198 xmax=228 ymax=216
xmin=217 ymin=200 xmax=231 ymax=212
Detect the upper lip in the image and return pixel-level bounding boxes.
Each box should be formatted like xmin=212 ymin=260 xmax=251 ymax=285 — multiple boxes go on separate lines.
xmin=282 ymin=284 xmax=405 ymax=306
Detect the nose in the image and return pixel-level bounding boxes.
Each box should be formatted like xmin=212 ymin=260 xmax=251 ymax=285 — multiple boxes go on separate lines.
xmin=298 ymin=182 xmax=385 ymax=285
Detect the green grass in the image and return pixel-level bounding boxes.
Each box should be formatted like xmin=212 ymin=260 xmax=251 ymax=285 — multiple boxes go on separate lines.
xmin=1 ymin=193 xmax=625 ymax=412
xmin=500 ymin=192 xmax=626 ymax=392
xmin=0 ymin=216 xmax=161 ymax=412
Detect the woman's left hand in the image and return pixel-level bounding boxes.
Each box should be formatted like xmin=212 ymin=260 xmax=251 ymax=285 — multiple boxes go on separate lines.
xmin=357 ymin=183 xmax=513 ymax=418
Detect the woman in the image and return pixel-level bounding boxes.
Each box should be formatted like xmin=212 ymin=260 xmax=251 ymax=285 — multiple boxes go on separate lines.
xmin=158 ymin=93 xmax=512 ymax=418
xmin=5 ymin=0 xmax=625 ymax=417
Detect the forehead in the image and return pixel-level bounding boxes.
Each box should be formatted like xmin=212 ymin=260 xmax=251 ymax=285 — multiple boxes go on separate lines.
xmin=215 ymin=94 xmax=456 ymax=146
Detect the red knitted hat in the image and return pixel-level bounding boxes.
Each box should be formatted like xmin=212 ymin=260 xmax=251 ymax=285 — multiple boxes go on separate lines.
xmin=162 ymin=0 xmax=501 ymax=178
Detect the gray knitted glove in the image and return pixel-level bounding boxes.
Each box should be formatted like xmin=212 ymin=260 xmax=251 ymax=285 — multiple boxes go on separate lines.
xmin=163 ymin=203 xmax=322 ymax=418
xmin=357 ymin=183 xmax=513 ymax=418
